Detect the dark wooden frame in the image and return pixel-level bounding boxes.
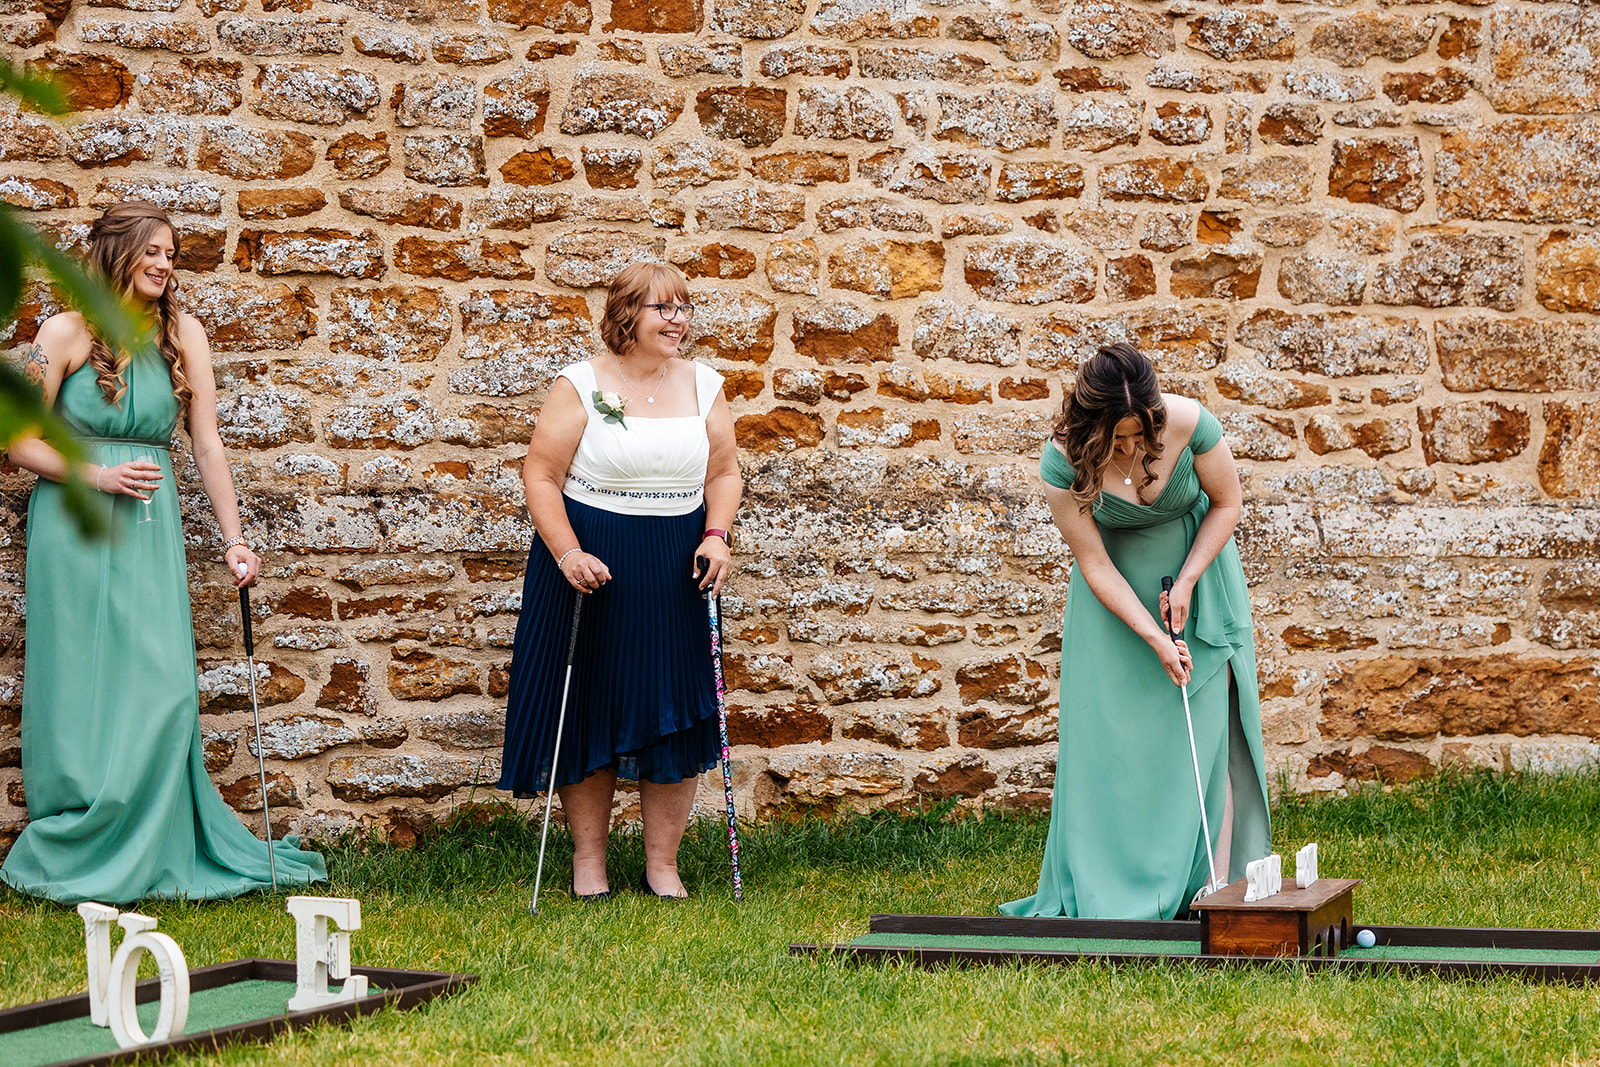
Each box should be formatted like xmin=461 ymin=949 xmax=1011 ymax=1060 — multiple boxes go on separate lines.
xmin=790 ymin=913 xmax=1600 ymax=984
xmin=0 ymin=958 xmax=477 ymax=1067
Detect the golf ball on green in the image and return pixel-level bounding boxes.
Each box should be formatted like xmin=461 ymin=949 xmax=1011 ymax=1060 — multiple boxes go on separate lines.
xmin=1355 ymin=929 xmax=1376 ymax=948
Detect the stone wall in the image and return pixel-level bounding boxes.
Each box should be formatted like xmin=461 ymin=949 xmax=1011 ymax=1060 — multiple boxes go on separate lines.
xmin=2 ymin=0 xmax=1599 ymax=845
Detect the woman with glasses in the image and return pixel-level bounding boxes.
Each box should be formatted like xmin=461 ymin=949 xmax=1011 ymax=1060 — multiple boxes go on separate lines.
xmin=499 ymin=262 xmax=741 ymax=900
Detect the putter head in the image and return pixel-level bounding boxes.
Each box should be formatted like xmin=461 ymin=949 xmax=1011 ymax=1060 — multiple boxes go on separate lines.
xmin=1190 ymin=879 xmax=1228 ymax=907
xmin=526 ymin=900 xmax=539 ymax=916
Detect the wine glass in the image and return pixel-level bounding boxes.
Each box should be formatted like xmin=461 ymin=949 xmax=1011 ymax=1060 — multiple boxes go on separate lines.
xmin=136 ymin=469 xmax=157 ymax=525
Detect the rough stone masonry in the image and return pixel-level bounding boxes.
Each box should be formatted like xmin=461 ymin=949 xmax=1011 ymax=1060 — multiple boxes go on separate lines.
xmin=2 ymin=0 xmax=1598 ymax=848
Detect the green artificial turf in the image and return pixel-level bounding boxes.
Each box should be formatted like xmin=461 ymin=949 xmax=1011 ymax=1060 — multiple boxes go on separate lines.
xmin=1 ymin=770 xmax=1598 ymax=1066
xmin=848 ymin=932 xmax=1204 ymax=955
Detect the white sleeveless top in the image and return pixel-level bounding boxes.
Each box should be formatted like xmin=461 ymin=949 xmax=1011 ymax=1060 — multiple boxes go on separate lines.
xmin=558 ymin=360 xmax=724 ymax=517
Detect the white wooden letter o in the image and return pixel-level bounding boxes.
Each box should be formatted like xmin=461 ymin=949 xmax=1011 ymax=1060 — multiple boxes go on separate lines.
xmin=107 ymin=926 xmax=190 ymax=1048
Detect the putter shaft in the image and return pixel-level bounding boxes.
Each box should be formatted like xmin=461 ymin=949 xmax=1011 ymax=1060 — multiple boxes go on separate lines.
xmin=239 ymin=576 xmax=277 ymax=890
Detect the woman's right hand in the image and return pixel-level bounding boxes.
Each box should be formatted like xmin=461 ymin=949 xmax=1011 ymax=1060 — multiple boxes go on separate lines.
xmin=1154 ymin=637 xmax=1192 ymax=688
xmin=96 ymin=460 xmax=163 ymax=500
xmin=559 ymin=550 xmax=611 ymax=593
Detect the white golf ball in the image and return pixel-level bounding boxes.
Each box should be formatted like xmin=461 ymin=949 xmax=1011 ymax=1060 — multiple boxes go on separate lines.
xmin=1355 ymin=929 xmax=1376 ymax=948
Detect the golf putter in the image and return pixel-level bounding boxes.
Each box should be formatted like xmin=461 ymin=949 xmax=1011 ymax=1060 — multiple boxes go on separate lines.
xmin=238 ymin=561 xmax=278 ymax=890
xmin=1162 ymin=576 xmax=1226 ymax=904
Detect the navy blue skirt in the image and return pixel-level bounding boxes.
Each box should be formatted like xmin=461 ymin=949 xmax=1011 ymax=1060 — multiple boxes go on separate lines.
xmin=498 ymin=497 xmax=719 ymax=796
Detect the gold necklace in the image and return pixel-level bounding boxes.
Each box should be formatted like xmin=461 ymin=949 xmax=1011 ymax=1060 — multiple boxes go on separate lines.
xmin=1110 ymin=453 xmax=1136 ymax=487
xmin=615 ymin=355 xmax=666 ymax=403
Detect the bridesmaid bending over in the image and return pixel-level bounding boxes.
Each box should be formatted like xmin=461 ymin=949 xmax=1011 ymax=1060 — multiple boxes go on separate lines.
xmin=1002 ymin=343 xmax=1271 ymax=921
xmin=1 ymin=200 xmax=326 ymax=904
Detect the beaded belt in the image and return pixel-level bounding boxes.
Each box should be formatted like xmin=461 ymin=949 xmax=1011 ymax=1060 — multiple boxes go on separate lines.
xmin=89 ymin=436 xmax=171 ymax=450
xmin=566 ymin=473 xmax=702 ymax=500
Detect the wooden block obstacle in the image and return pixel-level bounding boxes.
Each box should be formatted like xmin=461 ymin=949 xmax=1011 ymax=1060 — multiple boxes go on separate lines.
xmin=1189 ymin=877 xmax=1362 ymax=958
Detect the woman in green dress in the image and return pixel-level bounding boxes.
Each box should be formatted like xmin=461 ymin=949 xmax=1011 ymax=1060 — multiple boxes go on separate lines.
xmin=1002 ymin=343 xmax=1270 ymax=920
xmin=0 ymin=200 xmax=326 ymax=904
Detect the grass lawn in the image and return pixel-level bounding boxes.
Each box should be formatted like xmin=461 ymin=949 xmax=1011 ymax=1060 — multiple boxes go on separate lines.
xmin=3 ymin=771 xmax=1600 ymax=1066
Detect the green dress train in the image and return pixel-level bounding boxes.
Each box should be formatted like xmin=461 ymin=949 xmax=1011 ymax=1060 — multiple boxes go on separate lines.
xmin=1002 ymin=407 xmax=1271 ymax=921
xmin=0 ymin=342 xmax=326 ymax=905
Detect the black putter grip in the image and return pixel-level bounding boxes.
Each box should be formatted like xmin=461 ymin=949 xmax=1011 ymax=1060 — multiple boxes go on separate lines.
xmin=1160 ymin=575 xmax=1176 ymax=642
xmin=239 ymin=585 xmax=254 ymax=657
xmin=564 ymin=593 xmax=584 ymax=661
xmin=695 ymin=554 xmax=709 ymax=584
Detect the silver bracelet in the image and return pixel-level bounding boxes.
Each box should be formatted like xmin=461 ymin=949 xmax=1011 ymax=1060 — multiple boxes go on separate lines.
xmin=221 ymin=535 xmax=247 ymax=553
xmin=556 ymin=547 xmax=580 ymax=572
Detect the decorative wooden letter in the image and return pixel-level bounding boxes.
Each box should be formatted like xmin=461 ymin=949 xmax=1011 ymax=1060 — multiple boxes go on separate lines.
xmin=79 ymin=903 xmax=191 ymax=1047
xmin=78 ymin=902 xmax=120 ymax=1027
xmin=287 ymin=896 xmax=369 ymax=1012
xmin=1244 ymin=857 xmax=1268 ymax=902
xmin=1296 ymin=843 xmax=1319 ymax=889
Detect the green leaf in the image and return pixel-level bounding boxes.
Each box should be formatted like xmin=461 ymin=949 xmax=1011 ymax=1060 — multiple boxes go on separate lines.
xmin=0 ymin=59 xmax=69 ymax=115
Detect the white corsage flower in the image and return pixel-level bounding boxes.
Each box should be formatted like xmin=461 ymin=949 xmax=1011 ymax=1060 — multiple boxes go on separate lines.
xmin=592 ymin=390 xmax=628 ymax=429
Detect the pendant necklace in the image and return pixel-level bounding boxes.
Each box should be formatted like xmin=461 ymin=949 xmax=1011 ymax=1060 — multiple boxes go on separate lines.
xmin=616 ymin=355 xmax=666 ymax=404
xmin=1110 ymin=453 xmax=1136 ymax=487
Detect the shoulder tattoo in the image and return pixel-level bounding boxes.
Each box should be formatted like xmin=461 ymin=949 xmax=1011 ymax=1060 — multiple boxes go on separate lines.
xmin=16 ymin=343 xmax=48 ymax=386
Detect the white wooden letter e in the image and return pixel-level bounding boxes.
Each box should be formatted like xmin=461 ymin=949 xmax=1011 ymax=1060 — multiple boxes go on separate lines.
xmin=287 ymin=896 xmax=369 ymax=1012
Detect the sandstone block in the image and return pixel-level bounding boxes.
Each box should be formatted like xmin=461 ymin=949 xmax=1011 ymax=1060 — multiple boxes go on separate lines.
xmin=1215 ymin=361 xmax=1330 ymax=410
xmin=483 ymin=69 xmax=549 ymax=137
xmin=0 ymin=177 xmax=76 ymax=210
xmin=67 ymin=117 xmax=189 ymax=168
xmin=1106 ymin=255 xmax=1156 ymax=302
xmin=1237 ymin=310 xmax=1427 ymax=377
xmin=1536 ymin=230 xmax=1600 ymax=312
xmin=1258 ymin=103 xmax=1322 ymax=147
xmin=327 ymin=131 xmax=388 ymax=178
xmin=581 ymin=146 xmax=642 ymax=189
xmin=949 ymin=10 xmax=1057 ymax=62
xmin=1439 ymin=119 xmax=1600 ymax=224
xmin=315 ymin=657 xmax=373 ymax=715
xmin=1322 ymin=654 xmax=1600 ymax=740
xmin=249 ymin=714 xmax=406 ymax=760
xmin=388 ymin=647 xmax=480 ymax=700
xmin=403 ymin=134 xmax=486 ymax=187
xmin=667 ymin=289 xmax=771 ymax=364
xmin=216 ymin=15 xmax=344 ymax=55
xmin=956 ymin=652 xmax=1049 ymax=706
xmin=430 ymin=31 xmax=511 ymax=65
xmin=394 ymin=74 xmax=477 ymax=130
xmin=215 ymin=387 xmax=316 ymax=446
xmin=810 ymin=0 xmax=934 ymax=41
xmin=1101 ymin=158 xmax=1207 ymax=202
xmin=1417 ymin=401 xmax=1529 ymax=465
xmin=392 ymin=236 xmax=534 ymax=282
xmin=1187 ymin=11 xmax=1294 ymax=61
xmin=1220 ymin=411 xmax=1297 ymax=461
xmin=1062 ymin=0 xmax=1172 ymax=60
xmin=951 ymin=411 xmax=1053 ymax=455
xmin=696 ymin=86 xmax=785 ymax=147
xmin=1283 ymin=68 xmax=1376 ymax=104
xmin=652 ymin=139 xmax=741 ymax=192
xmin=808 ymin=650 xmax=940 ymax=704
xmin=183 ymin=279 xmax=316 ymax=351
xmin=323 ymin=397 xmax=438 ymax=450
xmin=1311 ymin=13 xmax=1436 ymax=67
xmin=964 ymin=239 xmax=1094 ymax=305
xmin=539 ymin=230 xmax=661 ymax=288
xmin=135 ymin=58 xmax=243 ymax=116
xmin=792 ymin=301 xmax=896 ymax=363
xmin=1061 ymin=96 xmax=1142 ymax=153
xmin=912 ymin=300 xmax=1021 ymax=367
xmin=767 ymin=753 xmax=905 ymax=804
xmin=0 ymin=101 xmax=63 ymax=161
xmin=794 ymin=85 xmax=896 ymax=142
xmin=1170 ymin=251 xmax=1262 ymax=300
xmin=328 ymin=286 xmax=451 ymax=361
xmin=670 ymin=243 xmax=756 ymax=280
xmin=28 ymin=50 xmax=134 ymax=111
xmin=765 ymin=237 xmax=819 ymax=294
xmin=828 ymin=240 xmax=944 ymax=299
xmin=1218 ymin=156 xmax=1313 ymax=206
xmin=220 ymin=772 xmax=300 ymax=812
xmin=992 ymin=161 xmax=1083 ymax=203
xmin=659 ymin=41 xmax=742 ymax=78
xmin=560 ymin=72 xmax=684 ymax=139
xmin=1307 ymin=747 xmax=1432 ymax=785
xmin=1371 ymin=233 xmax=1521 ymax=311
xmin=1277 ymin=254 xmax=1366 ymax=306
xmin=235 ymin=229 xmax=383 ymax=278
xmin=198 ymin=121 xmax=312 ymax=179
xmin=329 ymin=754 xmax=496 ymax=802
xmin=1305 ymin=414 xmax=1410 ymax=459
xmin=697 ymin=187 xmax=806 ymax=232
xmin=251 ymin=64 xmax=378 ymax=126
xmin=842 ymin=706 xmax=947 ymax=750
xmin=1030 ymin=306 xmax=1226 ymax=374
xmin=352 ymin=26 xmax=426 ymax=63
xmin=1485 ymin=9 xmax=1600 ymax=114
xmin=750 ymin=151 xmax=848 ymax=186
xmin=913 ymin=755 xmax=997 ymax=799
xmin=957 ymin=703 xmax=1056 ymax=749
xmin=836 ymin=406 xmax=940 ymax=448
xmin=500 ymin=148 xmax=575 ymax=186
xmin=1329 ymin=137 xmax=1425 ymax=212
xmin=933 ymin=88 xmax=1054 ymax=151
xmin=80 ymin=16 xmax=209 ymax=53
xmin=1151 ymin=101 xmax=1211 ymax=146
xmin=943 ymin=212 xmax=1013 ymax=238
xmin=197 ymin=659 xmax=304 ymax=711
xmin=1255 ymin=213 xmax=1324 ymax=248
xmin=488 ymin=0 xmax=590 ymax=31
xmin=1436 ymin=317 xmax=1600 ymax=392
xmin=735 ymin=407 xmax=824 ymax=452
xmin=1540 ymin=400 xmax=1600 ymax=498
xmin=727 ymin=702 xmax=831 ymax=746
xmin=339 ymin=188 xmax=459 ymax=231
xmin=453 ymin=289 xmax=594 ymax=397
xmin=760 ymin=43 xmax=850 ymax=79
xmin=1384 ymin=69 xmax=1472 ymax=107
xmin=1145 ymin=67 xmax=1267 ymax=95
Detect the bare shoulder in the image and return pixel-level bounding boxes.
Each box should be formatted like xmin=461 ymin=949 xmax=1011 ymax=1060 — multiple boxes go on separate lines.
xmin=33 ymin=311 xmax=92 ymax=352
xmin=174 ymin=310 xmax=209 ymax=347
xmin=1161 ymin=393 xmax=1201 ymax=446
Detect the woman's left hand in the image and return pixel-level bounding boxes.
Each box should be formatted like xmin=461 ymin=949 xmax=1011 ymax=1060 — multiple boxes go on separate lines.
xmin=694 ymin=536 xmax=733 ymax=596
xmin=226 ymin=543 xmax=260 ymax=588
xmin=1159 ymin=578 xmax=1194 ymax=637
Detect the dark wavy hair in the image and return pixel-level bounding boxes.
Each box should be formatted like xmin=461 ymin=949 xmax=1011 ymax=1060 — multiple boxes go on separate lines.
xmin=599 ymin=261 xmax=689 ymax=357
xmin=85 ymin=201 xmax=192 ymax=418
xmin=1053 ymin=343 xmax=1167 ymax=512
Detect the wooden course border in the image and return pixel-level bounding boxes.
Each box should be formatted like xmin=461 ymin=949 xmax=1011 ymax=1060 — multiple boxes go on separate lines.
xmin=790 ymin=914 xmax=1600 ymax=984
xmin=0 ymin=958 xmax=477 ymax=1067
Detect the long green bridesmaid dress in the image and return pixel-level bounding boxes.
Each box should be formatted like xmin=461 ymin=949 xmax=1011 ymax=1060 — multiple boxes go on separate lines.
xmin=0 ymin=342 xmax=327 ymax=905
xmin=1001 ymin=406 xmax=1271 ymax=920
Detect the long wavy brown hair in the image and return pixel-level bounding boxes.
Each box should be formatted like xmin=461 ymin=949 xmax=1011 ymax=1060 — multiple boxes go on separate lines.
xmin=84 ymin=201 xmax=192 ymax=417
xmin=1053 ymin=343 xmax=1167 ymax=512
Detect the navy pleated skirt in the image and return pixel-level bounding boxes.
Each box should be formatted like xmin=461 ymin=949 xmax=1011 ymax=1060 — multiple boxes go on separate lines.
xmin=498 ymin=497 xmax=720 ymax=796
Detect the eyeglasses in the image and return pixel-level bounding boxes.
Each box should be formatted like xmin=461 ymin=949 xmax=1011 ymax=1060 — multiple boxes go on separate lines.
xmin=647 ymin=302 xmax=696 ymax=322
